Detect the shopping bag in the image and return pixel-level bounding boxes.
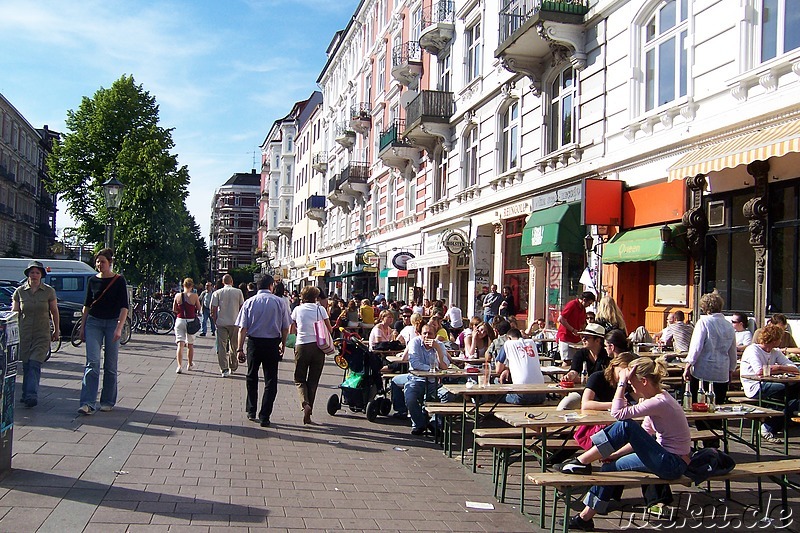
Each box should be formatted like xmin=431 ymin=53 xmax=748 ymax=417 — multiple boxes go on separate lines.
xmin=315 ymin=305 xmax=336 ymax=355
xmin=285 ymin=333 xmax=297 ymax=349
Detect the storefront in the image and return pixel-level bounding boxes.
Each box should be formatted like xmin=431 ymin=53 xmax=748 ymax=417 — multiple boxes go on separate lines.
xmin=380 ymin=249 xmax=416 ymax=303
xmin=520 ymin=188 xmax=585 ymax=328
xmin=499 ymin=200 xmax=533 ymax=325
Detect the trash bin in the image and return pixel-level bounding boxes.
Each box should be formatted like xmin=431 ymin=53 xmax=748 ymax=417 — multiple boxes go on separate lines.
xmin=0 ymin=311 xmax=19 ymax=472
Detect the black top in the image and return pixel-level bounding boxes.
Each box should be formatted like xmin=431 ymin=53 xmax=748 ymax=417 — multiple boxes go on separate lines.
xmin=85 ymin=275 xmax=129 ymax=320
xmin=585 ymin=370 xmax=615 ymax=402
xmin=393 ymin=319 xmax=406 ymax=335
xmin=499 ymin=295 xmax=515 ymax=317
xmin=570 ymin=347 xmax=609 ymax=375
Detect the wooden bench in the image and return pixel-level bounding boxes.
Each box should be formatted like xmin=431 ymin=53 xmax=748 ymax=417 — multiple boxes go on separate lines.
xmin=528 ymin=459 xmax=800 ymax=533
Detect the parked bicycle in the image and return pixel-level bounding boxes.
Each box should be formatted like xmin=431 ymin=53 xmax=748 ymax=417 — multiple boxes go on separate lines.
xmin=129 ymin=296 xmax=175 ymax=335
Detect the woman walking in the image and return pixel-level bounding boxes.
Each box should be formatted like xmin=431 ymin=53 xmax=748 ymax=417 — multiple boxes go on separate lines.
xmin=78 ymin=249 xmax=129 ymax=415
xmin=290 ymin=286 xmax=332 ymax=424
xmin=173 ymin=278 xmax=202 ymax=373
xmin=13 ymin=260 xmax=60 ymax=408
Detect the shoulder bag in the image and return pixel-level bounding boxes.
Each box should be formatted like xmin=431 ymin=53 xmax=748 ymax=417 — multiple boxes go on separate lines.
xmin=182 ymin=294 xmax=201 ymax=335
xmin=314 ymin=304 xmax=336 ymax=355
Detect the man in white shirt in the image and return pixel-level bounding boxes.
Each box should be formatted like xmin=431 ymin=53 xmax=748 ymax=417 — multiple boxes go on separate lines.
xmin=494 ymin=328 xmax=546 ymax=405
xmin=732 ymin=312 xmax=753 ymax=353
xmin=446 ymin=303 xmax=463 ymax=330
xmin=211 ymin=274 xmax=245 ymax=377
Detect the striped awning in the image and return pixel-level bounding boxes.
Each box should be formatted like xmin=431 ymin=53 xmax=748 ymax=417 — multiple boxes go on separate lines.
xmin=668 ymin=119 xmax=800 ymax=181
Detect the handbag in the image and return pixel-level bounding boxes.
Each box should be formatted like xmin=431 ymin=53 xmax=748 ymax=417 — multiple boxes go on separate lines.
xmin=182 ymin=294 xmax=201 ymax=335
xmin=314 ymin=305 xmax=337 ymax=355
xmin=285 ymin=333 xmax=297 ymax=349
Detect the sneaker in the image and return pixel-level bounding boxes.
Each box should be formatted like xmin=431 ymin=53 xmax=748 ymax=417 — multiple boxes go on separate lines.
xmin=556 ymin=459 xmax=592 ymax=475
xmin=260 ymin=419 xmax=271 ymax=427
xmin=188 ymin=363 xmax=196 ymax=370
xmin=199 ymin=333 xmax=206 ymax=337
xmin=99 ymin=405 xmax=113 ymax=412
xmin=176 ymin=367 xmax=182 ymax=374
xmin=23 ymin=399 xmax=37 ymax=408
xmin=77 ymin=405 xmax=95 ymax=415
xmin=391 ymin=411 xmax=409 ymax=419
xmin=247 ymin=413 xmax=257 ymax=421
xmin=211 ymin=332 xmax=215 ymax=336
xmin=761 ymin=426 xmax=783 ymax=443
xmin=411 ymin=427 xmax=426 ymax=436
xmin=221 ymin=369 xmax=231 ymax=377
xmin=567 ymin=514 xmax=595 ymax=531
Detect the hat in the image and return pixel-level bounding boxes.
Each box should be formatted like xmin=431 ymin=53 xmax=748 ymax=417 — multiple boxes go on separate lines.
xmin=24 ymin=260 xmax=46 ymax=278
xmin=577 ymin=323 xmax=605 ymax=338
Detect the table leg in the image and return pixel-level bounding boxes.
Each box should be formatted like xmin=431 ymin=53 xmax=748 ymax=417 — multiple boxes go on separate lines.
xmin=460 ymin=397 xmax=467 ymax=465
xmin=472 ymin=400 xmax=481 ymax=473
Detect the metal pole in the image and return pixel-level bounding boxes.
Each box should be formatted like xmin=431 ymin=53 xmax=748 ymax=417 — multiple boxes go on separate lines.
xmin=105 ymin=210 xmax=116 ymax=250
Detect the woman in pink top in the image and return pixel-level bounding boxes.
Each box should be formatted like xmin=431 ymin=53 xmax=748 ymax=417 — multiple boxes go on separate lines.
xmin=556 ymin=357 xmax=691 ymax=531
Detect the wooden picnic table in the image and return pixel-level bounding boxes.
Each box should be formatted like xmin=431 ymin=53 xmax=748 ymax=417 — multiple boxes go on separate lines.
xmin=494 ymin=404 xmax=783 ymax=523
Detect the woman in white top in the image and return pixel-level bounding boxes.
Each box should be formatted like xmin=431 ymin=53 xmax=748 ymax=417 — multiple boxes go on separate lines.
xmin=289 ymin=286 xmax=331 ymax=424
xmin=369 ymin=310 xmax=395 ymax=350
xmin=740 ymin=323 xmax=799 ymax=443
xmin=397 ymin=313 xmax=424 ymax=346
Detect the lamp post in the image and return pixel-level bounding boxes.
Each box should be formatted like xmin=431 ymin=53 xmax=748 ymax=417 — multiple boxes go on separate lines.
xmin=102 ymin=175 xmax=124 ymax=250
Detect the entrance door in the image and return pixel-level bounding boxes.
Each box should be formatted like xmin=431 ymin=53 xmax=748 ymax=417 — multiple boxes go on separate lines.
xmin=458 ymin=270 xmax=469 ymax=313
xmin=429 ymin=270 xmax=440 ymax=302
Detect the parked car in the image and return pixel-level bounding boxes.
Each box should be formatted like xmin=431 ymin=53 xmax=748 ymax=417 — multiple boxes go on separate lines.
xmin=0 ymin=285 xmax=84 ymax=338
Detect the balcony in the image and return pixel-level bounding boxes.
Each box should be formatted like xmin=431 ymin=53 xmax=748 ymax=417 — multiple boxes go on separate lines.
xmin=391 ymin=41 xmax=423 ymax=89
xmin=339 ymin=162 xmax=370 ymax=200
xmin=403 ymin=90 xmax=455 ymax=152
xmin=312 ymin=152 xmax=329 ymax=174
xmin=378 ymin=120 xmax=420 ymax=173
xmin=305 ymin=195 xmax=326 ymax=224
xmin=349 ymin=104 xmax=372 ymax=136
xmin=327 ymin=173 xmax=355 ymax=212
xmin=334 ymin=123 xmax=356 ymax=150
xmin=265 ymin=229 xmax=280 ymax=243
xmin=419 ymin=1 xmax=455 ymax=56
xmin=495 ymin=0 xmax=589 ymax=94
xmin=277 ymin=219 xmax=293 ymax=239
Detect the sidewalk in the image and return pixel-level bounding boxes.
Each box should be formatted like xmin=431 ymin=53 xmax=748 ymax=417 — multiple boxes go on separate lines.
xmin=1 ymin=334 xmax=535 ymax=532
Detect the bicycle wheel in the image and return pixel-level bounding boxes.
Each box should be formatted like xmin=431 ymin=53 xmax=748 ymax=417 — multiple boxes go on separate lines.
xmin=49 ymin=321 xmax=62 ymax=353
xmin=71 ymin=321 xmax=83 ymax=347
xmin=131 ymin=311 xmax=142 ymax=332
xmin=120 ymin=317 xmax=132 ymax=345
xmin=153 ymin=311 xmax=175 ymax=335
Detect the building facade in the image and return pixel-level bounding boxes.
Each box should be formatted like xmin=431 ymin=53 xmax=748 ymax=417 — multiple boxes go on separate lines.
xmin=209 ymin=171 xmax=260 ymax=279
xmin=0 ymin=93 xmax=57 ymax=258
xmin=259 ymin=0 xmax=800 ymax=331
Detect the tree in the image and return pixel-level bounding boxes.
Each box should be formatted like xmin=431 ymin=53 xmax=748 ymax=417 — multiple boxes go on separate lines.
xmin=47 ymin=75 xmax=206 ymax=285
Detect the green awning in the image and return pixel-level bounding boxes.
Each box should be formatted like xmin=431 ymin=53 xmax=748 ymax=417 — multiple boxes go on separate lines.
xmin=603 ymin=224 xmax=687 ymax=263
xmin=520 ymin=202 xmax=585 ymax=256
xmin=379 ymin=268 xmax=391 ymax=278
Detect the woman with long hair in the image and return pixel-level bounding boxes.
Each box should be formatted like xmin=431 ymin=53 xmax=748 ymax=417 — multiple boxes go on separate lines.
xmin=558 ymin=357 xmax=691 ymax=530
xmin=369 ymin=310 xmax=396 ymax=350
xmin=595 ymin=296 xmax=627 ymax=334
xmin=290 ymin=286 xmax=331 ymax=424
xmin=465 ymin=321 xmax=497 ymax=361
xmin=604 ymin=328 xmax=631 ymax=358
xmin=173 ymin=278 xmax=202 ymax=374
xmin=78 ymin=249 xmax=129 ymax=415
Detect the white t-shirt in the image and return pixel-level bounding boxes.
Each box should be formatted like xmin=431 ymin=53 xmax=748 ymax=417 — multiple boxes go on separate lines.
xmin=291 ymin=303 xmax=329 ymax=345
xmin=412 ymin=305 xmax=424 ymax=315
xmin=501 ymin=339 xmax=544 ymax=386
xmin=735 ymin=329 xmax=753 ymax=347
xmin=446 ymin=306 xmax=463 ymax=328
xmin=740 ymin=344 xmax=796 ymax=397
xmin=398 ymin=325 xmax=418 ymax=345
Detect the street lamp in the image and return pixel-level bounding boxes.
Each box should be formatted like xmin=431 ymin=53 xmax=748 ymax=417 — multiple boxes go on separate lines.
xmin=102 ymin=175 xmax=124 ymax=250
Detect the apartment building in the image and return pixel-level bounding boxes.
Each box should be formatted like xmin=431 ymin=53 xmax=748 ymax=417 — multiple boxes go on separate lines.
xmin=209 ymin=171 xmax=260 ymax=278
xmin=266 ymin=0 xmax=800 ymax=329
xmin=0 ymin=93 xmax=57 ymax=257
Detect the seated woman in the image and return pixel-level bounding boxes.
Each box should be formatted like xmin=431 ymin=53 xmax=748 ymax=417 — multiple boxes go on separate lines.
xmin=557 ymin=358 xmax=691 ymax=531
xmin=740 ymin=323 xmax=799 ymax=443
xmin=574 ymin=352 xmax=636 ymax=449
xmin=465 ymin=321 xmax=496 ymax=362
xmin=369 ymin=310 xmax=395 ymax=350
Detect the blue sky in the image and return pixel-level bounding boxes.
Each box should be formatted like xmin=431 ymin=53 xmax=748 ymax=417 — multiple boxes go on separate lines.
xmin=0 ymin=0 xmax=358 ymax=241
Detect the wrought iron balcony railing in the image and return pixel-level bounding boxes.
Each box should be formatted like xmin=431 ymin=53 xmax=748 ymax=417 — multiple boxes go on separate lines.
xmin=405 ymin=90 xmax=455 ymax=127
xmin=421 ymin=0 xmax=455 ymax=29
xmin=379 ymin=120 xmax=413 ymax=152
xmin=499 ymin=0 xmax=589 ymax=42
xmin=392 ymin=41 xmax=422 ymax=67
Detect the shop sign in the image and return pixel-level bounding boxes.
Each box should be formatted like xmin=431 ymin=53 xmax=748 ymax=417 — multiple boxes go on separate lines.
xmin=532 ymin=184 xmax=582 ymax=211
xmin=392 ymin=252 xmax=415 ymax=269
xmin=442 ymin=229 xmax=470 ymax=255
xmin=317 ymin=258 xmax=329 ymax=270
xmin=355 ymin=249 xmax=379 ymax=267
xmin=501 ymin=200 xmax=532 ymax=219
xmin=530 ymin=226 xmax=545 ymax=246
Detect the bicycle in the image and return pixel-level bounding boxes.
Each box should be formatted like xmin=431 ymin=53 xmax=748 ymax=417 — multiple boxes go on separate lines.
xmin=47 ymin=320 xmax=61 ymax=360
xmin=130 ymin=296 xmax=175 ymax=335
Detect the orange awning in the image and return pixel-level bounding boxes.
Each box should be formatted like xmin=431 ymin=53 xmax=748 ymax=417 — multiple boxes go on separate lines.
xmin=668 ymin=119 xmax=800 ymax=181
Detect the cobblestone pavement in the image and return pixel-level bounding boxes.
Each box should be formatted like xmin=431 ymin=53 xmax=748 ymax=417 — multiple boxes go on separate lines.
xmin=2 ymin=333 xmax=799 ymax=532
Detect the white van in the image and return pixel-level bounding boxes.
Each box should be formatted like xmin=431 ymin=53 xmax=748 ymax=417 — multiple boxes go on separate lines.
xmin=0 ymin=258 xmax=96 ymax=305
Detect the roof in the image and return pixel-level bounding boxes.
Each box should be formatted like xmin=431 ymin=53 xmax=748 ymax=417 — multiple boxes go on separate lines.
xmin=222 ymin=171 xmax=261 ymax=187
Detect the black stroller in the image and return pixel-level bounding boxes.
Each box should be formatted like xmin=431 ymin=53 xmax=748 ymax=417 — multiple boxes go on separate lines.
xmin=326 ymin=329 xmax=391 ymax=421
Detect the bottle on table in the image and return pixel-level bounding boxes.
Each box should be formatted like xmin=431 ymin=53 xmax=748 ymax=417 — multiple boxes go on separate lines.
xmin=706 ymin=385 xmax=716 ymax=413
xmin=683 ymin=382 xmax=692 ymax=412
xmin=581 ymin=361 xmax=588 ymax=385
xmin=697 ymin=381 xmax=706 ymax=405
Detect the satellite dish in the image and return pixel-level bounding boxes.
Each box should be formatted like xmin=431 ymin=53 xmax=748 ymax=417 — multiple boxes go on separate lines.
xmin=400 ymin=90 xmax=418 ymax=108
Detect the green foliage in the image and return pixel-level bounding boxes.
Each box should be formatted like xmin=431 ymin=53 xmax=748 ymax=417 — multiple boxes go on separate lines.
xmin=228 ymin=264 xmax=260 ymax=287
xmin=3 ymin=241 xmax=21 ymax=258
xmin=47 ymin=75 xmax=207 ymax=285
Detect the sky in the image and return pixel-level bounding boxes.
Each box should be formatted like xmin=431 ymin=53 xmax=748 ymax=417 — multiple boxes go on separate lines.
xmin=0 ymin=0 xmax=358 ymax=242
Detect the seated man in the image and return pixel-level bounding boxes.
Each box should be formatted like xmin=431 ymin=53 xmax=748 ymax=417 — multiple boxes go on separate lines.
xmin=494 ymin=328 xmax=546 ymax=405
xmin=754 ymin=313 xmax=799 ymax=354
xmin=653 ymin=310 xmax=693 ymax=352
xmin=486 ymin=319 xmax=512 ymax=363
xmin=732 ymin=311 xmax=753 ymax=354
xmin=404 ymin=324 xmax=449 ymax=435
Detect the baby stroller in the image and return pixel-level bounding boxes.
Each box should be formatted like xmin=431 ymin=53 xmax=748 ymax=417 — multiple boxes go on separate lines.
xmin=326 ymin=329 xmax=391 ymax=421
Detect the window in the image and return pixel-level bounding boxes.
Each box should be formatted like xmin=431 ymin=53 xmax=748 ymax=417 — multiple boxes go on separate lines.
xmin=500 ymin=101 xmax=519 ymax=172
xmin=387 ymin=176 xmax=396 ymax=222
xmin=405 ymin=176 xmax=416 ymax=217
xmin=287 ymin=134 xmax=294 ymax=152
xmin=434 ymin=152 xmax=447 ymax=201
xmin=377 ymin=55 xmax=386 ymax=94
xmin=465 ymin=22 xmax=481 ymax=83
xmin=438 ymin=51 xmax=451 ymax=92
xmin=548 ymin=67 xmax=576 ymax=152
xmin=412 ymin=8 xmax=422 ymax=41
xmin=768 ymin=181 xmax=800 ymax=313
xmin=642 ymin=0 xmax=688 ymax=112
xmin=463 ymin=126 xmax=479 ymax=188
xmin=371 ymin=186 xmax=379 ymax=228
xmin=503 ymin=218 xmax=528 ymax=316
xmin=760 ymin=0 xmax=800 ymax=62
xmin=364 ymin=73 xmax=372 ymax=104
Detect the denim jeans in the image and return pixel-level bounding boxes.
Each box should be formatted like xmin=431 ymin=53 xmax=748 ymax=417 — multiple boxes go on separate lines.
xmin=584 ymin=419 xmax=688 ymax=513
xmin=80 ymin=315 xmax=120 ymax=408
xmin=21 ymin=359 xmax=42 ymax=405
xmin=391 ymin=373 xmax=410 ymax=414
xmin=759 ymin=381 xmax=800 ymax=433
xmin=201 ymin=307 xmax=215 ymax=335
xmin=506 ymin=392 xmax=546 ymax=405
xmin=404 ymin=377 xmax=438 ymax=430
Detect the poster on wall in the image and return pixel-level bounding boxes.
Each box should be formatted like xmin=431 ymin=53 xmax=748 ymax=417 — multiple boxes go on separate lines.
xmin=1 ymin=375 xmax=13 ymax=434
xmin=5 ymin=345 xmax=17 ymax=378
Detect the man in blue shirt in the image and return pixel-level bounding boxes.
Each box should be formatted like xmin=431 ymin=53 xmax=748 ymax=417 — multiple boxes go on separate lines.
xmin=404 ymin=324 xmax=449 ymax=435
xmin=236 ymin=275 xmax=291 ymax=427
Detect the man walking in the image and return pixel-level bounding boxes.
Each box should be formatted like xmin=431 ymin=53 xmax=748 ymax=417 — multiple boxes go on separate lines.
xmin=236 ymin=275 xmax=291 ymax=427
xmin=211 ymin=274 xmax=244 ymax=377
xmin=199 ymin=282 xmax=216 ymax=337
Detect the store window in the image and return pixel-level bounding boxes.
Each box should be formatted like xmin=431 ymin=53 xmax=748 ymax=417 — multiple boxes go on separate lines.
xmin=768 ymin=181 xmax=800 ymax=314
xmin=641 ymin=0 xmax=688 ymax=112
xmin=759 ymin=0 xmax=800 ymax=63
xmin=704 ymin=190 xmax=755 ymax=313
xmin=503 ymin=218 xmax=528 ymax=316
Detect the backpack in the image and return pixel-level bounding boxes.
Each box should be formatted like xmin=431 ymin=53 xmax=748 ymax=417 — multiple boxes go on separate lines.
xmin=684 ymin=448 xmax=736 ymax=485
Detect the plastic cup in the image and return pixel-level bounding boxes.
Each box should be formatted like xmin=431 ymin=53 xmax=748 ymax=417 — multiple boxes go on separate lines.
xmin=763 ymin=363 xmax=771 ymax=377
xmin=478 ymin=374 xmax=488 ymax=387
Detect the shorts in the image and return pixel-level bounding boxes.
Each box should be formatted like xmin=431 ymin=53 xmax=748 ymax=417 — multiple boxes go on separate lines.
xmin=559 ymin=341 xmax=576 ymax=363
xmin=175 ymin=317 xmax=196 ymax=344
